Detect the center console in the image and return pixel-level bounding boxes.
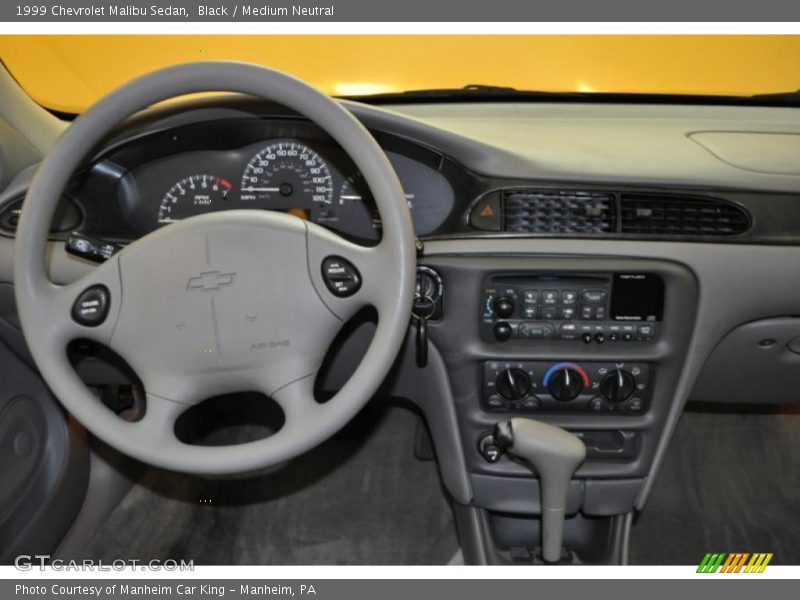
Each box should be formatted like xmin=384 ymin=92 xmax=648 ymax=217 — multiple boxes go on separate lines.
xmin=417 ymin=254 xmax=698 ymax=564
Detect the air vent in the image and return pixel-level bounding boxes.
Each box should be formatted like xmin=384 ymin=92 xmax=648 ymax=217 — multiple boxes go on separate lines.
xmin=619 ymin=194 xmax=750 ymax=236
xmin=502 ymin=190 xmax=615 ymax=234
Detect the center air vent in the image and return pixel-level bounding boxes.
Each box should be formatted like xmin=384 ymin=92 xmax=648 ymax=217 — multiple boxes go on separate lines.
xmin=469 ymin=188 xmax=751 ymax=238
xmin=502 ymin=190 xmax=615 ymax=234
xmin=619 ymin=194 xmax=750 ymax=235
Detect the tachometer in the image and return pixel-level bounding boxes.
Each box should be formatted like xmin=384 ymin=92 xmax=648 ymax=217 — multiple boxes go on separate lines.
xmin=158 ymin=174 xmax=232 ymax=224
xmin=240 ymin=140 xmax=334 ymax=205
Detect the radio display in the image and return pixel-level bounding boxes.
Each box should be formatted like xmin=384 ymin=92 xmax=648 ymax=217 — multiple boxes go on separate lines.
xmin=610 ymin=273 xmax=664 ymax=322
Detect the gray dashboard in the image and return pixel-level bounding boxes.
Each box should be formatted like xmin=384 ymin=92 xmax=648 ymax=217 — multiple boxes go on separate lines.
xmin=1 ymin=95 xmax=800 ymax=565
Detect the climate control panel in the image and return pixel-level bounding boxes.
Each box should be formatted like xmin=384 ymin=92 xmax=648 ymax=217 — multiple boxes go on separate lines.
xmin=482 ymin=360 xmax=652 ymax=414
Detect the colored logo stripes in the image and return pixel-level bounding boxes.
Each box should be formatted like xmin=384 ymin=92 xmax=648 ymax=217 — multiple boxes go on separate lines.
xmin=697 ymin=553 xmax=773 ymax=573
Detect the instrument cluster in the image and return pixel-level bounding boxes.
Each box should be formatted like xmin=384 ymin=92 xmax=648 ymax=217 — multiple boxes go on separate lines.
xmin=112 ymin=120 xmax=457 ymax=243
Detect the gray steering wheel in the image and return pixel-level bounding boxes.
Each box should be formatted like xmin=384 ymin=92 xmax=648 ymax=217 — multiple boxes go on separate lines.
xmin=13 ymin=62 xmax=416 ymax=474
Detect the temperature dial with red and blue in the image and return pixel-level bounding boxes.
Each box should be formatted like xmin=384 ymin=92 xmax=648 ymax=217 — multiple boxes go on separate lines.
xmin=544 ymin=362 xmax=591 ymax=402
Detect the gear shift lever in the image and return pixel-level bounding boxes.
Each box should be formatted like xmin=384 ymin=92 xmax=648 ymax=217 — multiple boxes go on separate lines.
xmin=494 ymin=418 xmax=586 ymax=563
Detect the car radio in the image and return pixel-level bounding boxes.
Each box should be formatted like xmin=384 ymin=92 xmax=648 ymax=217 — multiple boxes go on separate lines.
xmin=480 ymin=272 xmax=664 ymax=344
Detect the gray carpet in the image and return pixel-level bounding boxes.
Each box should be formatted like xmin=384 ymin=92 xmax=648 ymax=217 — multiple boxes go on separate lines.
xmin=629 ymin=403 xmax=800 ymax=565
xmin=84 ymin=403 xmax=458 ymax=564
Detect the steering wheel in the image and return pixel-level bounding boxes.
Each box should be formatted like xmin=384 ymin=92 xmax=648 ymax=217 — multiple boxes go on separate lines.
xmin=13 ymin=62 xmax=416 ymax=474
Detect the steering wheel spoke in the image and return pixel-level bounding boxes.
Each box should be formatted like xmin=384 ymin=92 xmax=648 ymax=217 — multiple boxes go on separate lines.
xmin=134 ymin=392 xmax=191 ymax=445
xmin=38 ymin=255 xmax=123 ymax=348
xmin=271 ymin=374 xmax=320 ymax=425
xmin=306 ymin=223 xmax=393 ymax=321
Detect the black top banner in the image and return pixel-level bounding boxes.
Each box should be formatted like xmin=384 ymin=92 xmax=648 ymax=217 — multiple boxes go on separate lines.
xmin=3 ymin=0 xmax=800 ymax=22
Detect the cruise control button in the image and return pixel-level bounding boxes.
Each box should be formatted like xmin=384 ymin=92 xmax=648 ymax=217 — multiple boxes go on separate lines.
xmin=71 ymin=285 xmax=110 ymax=327
xmin=321 ymin=256 xmax=362 ymax=297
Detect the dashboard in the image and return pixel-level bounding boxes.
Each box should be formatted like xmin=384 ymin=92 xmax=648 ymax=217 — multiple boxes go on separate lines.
xmin=3 ymin=101 xmax=800 ymax=250
xmin=2 ymin=91 xmax=800 ymax=566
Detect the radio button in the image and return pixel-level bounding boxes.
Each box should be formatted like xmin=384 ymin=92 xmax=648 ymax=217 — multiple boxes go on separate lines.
xmin=595 ymin=306 xmax=606 ymax=320
xmin=522 ymin=290 xmax=539 ymax=304
xmin=580 ymin=305 xmax=594 ymax=320
xmin=582 ymin=290 xmax=607 ymax=303
xmin=561 ymin=290 xmax=578 ymax=305
xmin=523 ymin=306 xmax=538 ymax=319
xmin=560 ymin=323 xmax=578 ymax=339
xmin=638 ymin=324 xmax=654 ymax=337
xmin=560 ymin=307 xmax=576 ymax=320
xmin=542 ymin=290 xmax=559 ymax=305
xmin=541 ymin=306 xmax=558 ymax=320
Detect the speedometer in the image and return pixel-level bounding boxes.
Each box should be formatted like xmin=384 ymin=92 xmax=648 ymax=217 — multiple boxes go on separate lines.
xmin=240 ymin=140 xmax=334 ymax=205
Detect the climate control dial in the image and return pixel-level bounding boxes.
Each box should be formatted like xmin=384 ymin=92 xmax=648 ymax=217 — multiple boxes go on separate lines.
xmin=599 ymin=370 xmax=636 ymax=403
xmin=495 ymin=368 xmax=531 ymax=401
xmin=544 ymin=362 xmax=590 ymax=402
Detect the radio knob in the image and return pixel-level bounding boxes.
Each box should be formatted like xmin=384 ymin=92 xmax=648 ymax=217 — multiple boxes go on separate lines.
xmin=546 ymin=366 xmax=587 ymax=402
xmin=496 ymin=368 xmax=531 ymax=401
xmin=493 ymin=321 xmax=513 ymax=341
xmin=493 ymin=297 xmax=515 ymax=319
xmin=599 ymin=370 xmax=636 ymax=403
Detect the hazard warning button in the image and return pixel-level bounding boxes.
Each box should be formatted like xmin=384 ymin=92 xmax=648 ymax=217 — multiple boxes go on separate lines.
xmin=469 ymin=193 xmax=502 ymax=231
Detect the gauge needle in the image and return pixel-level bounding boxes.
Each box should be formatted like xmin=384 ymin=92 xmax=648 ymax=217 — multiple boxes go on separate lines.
xmin=244 ymin=187 xmax=281 ymax=192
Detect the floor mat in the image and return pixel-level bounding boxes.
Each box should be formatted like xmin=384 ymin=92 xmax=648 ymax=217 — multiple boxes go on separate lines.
xmin=83 ymin=403 xmax=458 ymax=565
xmin=629 ymin=404 xmax=800 ymax=565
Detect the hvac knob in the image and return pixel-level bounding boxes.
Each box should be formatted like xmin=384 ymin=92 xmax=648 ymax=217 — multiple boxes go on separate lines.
xmin=547 ymin=366 xmax=586 ymax=402
xmin=493 ymin=297 xmax=515 ymax=319
xmin=599 ymin=370 xmax=636 ymax=403
xmin=496 ymin=368 xmax=531 ymax=401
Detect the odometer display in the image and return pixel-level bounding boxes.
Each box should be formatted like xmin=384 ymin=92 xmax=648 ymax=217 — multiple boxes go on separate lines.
xmin=240 ymin=140 xmax=333 ymax=205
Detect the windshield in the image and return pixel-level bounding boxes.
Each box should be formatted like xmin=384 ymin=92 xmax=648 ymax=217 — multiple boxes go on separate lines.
xmin=1 ymin=35 xmax=799 ymax=113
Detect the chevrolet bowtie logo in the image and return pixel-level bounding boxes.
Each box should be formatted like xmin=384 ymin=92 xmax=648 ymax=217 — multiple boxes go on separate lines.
xmin=186 ymin=271 xmax=237 ymax=293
